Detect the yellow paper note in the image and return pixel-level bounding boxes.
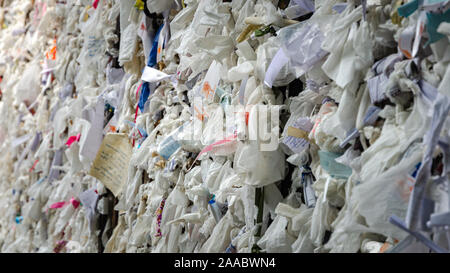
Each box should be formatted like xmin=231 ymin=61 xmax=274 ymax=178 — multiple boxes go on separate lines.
xmin=89 ymin=133 xmax=132 ymax=197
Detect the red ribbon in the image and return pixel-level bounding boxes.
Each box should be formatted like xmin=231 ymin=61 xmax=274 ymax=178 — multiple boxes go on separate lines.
xmin=133 ymin=82 xmax=143 ymax=147
xmin=93 ymin=0 xmax=100 ymax=9
xmin=70 ymin=197 xmax=80 ymax=209
xmin=29 ymin=159 xmax=39 ymax=172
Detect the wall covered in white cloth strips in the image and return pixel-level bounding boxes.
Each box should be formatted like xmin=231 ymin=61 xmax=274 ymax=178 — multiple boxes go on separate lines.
xmin=0 ymin=0 xmax=449 ymax=253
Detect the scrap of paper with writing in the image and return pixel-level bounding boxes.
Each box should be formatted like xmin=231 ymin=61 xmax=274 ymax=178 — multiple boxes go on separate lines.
xmin=89 ymin=133 xmax=132 ymax=197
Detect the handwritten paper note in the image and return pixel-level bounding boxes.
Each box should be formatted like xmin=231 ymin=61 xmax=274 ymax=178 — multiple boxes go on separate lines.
xmin=89 ymin=133 xmax=132 ymax=197
xmin=12 ymin=133 xmax=32 ymax=148
xmin=264 ymin=49 xmax=290 ymax=88
xmin=81 ymin=97 xmax=105 ymax=162
xmin=79 ymin=188 xmax=98 ymax=228
xmin=201 ymin=60 xmax=222 ymax=101
xmin=141 ymin=66 xmax=171 ymax=83
xmin=283 ymin=117 xmax=314 ymax=154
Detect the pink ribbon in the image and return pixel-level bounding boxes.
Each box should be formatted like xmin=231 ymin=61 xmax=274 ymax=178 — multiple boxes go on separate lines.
xmin=65 ymin=133 xmax=81 ymax=147
xmin=48 ymin=197 xmax=80 ymax=211
xmin=197 ymin=133 xmax=237 ymax=158
xmin=188 ymin=133 xmax=237 ymax=171
xmin=49 ymin=201 xmax=66 ymax=209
